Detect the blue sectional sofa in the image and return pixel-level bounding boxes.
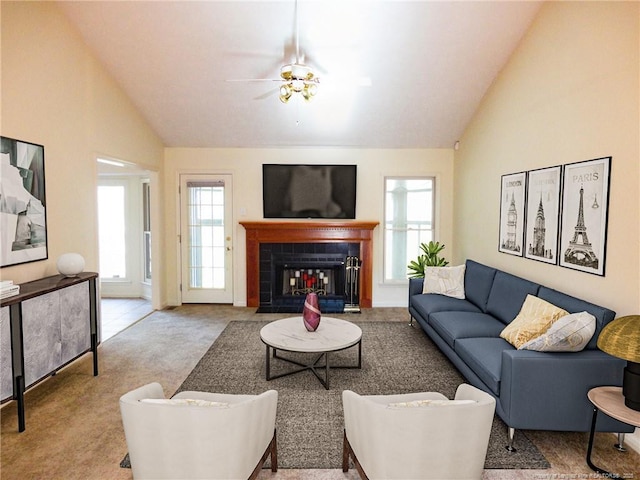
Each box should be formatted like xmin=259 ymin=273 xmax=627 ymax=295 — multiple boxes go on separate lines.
xmin=408 ymin=259 xmax=633 ymax=449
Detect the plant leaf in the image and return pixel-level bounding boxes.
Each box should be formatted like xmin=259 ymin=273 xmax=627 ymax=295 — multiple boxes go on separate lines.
xmin=408 ymin=241 xmax=448 ymax=277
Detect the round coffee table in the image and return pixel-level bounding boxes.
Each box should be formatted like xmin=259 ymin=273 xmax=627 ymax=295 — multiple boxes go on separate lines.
xmin=260 ymin=316 xmax=362 ymax=389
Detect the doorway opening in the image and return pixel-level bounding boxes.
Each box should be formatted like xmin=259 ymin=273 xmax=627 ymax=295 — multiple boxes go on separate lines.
xmin=97 ymin=157 xmax=157 ymax=338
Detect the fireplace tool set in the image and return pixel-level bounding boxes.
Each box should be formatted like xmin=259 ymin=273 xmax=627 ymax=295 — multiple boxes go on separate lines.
xmin=344 ymin=256 xmax=362 ymax=313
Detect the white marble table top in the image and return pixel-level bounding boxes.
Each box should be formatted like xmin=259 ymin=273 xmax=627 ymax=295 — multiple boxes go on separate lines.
xmin=260 ymin=316 xmax=362 ymax=353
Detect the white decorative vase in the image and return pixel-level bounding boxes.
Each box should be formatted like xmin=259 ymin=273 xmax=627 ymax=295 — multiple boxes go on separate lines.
xmin=56 ymin=253 xmax=85 ymax=277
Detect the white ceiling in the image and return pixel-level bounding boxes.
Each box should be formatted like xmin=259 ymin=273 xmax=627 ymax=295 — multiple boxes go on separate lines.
xmin=58 ymin=1 xmax=542 ymax=149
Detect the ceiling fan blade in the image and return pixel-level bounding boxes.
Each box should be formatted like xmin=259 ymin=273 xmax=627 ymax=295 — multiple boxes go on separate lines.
xmin=254 ymin=87 xmax=279 ymax=101
xmin=225 ymin=78 xmax=282 ymax=83
xmin=299 ymin=51 xmax=328 ymax=75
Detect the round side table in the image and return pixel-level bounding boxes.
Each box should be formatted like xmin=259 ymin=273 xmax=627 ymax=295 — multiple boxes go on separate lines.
xmin=587 ymin=386 xmax=640 ymax=478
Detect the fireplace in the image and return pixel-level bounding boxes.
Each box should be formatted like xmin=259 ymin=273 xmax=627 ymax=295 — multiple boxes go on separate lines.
xmin=240 ymin=221 xmax=378 ymax=310
xmin=260 ymin=243 xmax=359 ymax=313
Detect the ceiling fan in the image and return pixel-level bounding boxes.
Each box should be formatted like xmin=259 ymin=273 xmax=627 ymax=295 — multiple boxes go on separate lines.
xmin=226 ymin=0 xmax=322 ymax=103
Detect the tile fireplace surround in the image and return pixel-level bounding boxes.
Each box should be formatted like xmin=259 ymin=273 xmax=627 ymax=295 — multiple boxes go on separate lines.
xmin=240 ymin=221 xmax=379 ymax=308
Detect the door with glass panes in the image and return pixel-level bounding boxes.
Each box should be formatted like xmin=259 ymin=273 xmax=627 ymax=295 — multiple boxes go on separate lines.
xmin=180 ymin=175 xmax=233 ymax=303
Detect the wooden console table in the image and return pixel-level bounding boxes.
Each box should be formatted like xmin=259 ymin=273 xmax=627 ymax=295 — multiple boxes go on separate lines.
xmin=0 ymin=272 xmax=99 ymax=432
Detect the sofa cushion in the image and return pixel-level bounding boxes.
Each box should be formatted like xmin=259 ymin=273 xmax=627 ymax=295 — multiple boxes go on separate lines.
xmin=455 ymin=337 xmax=513 ymax=396
xmin=422 ymin=265 xmax=466 ymax=299
xmin=486 ymin=271 xmax=541 ymax=324
xmin=499 ymin=294 xmax=569 ymax=348
xmin=537 ymin=286 xmax=615 ymax=350
xmin=519 ymin=311 xmax=596 ymax=352
xmin=410 ymin=294 xmax=481 ymax=320
xmin=429 ymin=312 xmax=506 ymax=349
xmin=464 ymin=260 xmax=497 ymax=312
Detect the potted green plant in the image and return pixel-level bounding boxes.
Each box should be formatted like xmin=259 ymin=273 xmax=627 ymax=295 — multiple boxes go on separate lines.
xmin=407 ymin=241 xmax=449 ymax=278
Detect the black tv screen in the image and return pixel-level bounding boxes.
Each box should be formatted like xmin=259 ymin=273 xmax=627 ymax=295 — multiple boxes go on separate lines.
xmin=263 ymin=164 xmax=357 ymax=219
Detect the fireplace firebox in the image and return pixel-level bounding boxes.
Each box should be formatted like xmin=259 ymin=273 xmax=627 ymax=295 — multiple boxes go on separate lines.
xmin=259 ymin=243 xmax=359 ymax=313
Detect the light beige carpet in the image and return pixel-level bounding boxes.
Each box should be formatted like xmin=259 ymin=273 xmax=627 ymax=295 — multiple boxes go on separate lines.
xmin=1 ymin=305 xmax=637 ymax=480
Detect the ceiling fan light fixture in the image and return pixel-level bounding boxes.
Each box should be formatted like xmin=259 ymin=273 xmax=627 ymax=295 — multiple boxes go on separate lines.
xmin=292 ymin=79 xmax=305 ymax=92
xmin=302 ymin=83 xmax=318 ymax=102
xmin=278 ymin=63 xmax=319 ymax=103
xmin=279 ymin=84 xmax=293 ymax=103
xmin=290 ymin=63 xmax=311 ymax=79
xmin=280 ymin=65 xmax=293 ymax=81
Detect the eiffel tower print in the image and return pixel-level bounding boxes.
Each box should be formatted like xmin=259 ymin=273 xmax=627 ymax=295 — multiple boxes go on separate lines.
xmin=564 ymin=185 xmax=598 ymax=269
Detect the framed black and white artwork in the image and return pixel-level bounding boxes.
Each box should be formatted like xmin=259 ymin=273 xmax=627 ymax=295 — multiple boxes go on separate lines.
xmin=0 ymin=136 xmax=48 ymax=267
xmin=559 ymin=156 xmax=611 ymax=276
xmin=524 ymin=165 xmax=561 ymax=264
xmin=499 ymin=171 xmax=526 ymax=256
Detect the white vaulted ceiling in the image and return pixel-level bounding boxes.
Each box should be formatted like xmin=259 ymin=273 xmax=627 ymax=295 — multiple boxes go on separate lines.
xmin=58 ymin=1 xmax=542 ymax=149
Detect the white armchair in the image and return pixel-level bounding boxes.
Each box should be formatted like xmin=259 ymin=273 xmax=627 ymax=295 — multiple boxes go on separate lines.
xmin=342 ymin=383 xmax=496 ymax=480
xmin=119 ymin=382 xmax=278 ymax=480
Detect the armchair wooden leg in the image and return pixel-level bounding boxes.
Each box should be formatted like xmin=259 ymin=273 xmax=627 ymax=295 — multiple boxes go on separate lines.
xmin=249 ymin=430 xmax=277 ymax=480
xmin=343 ymin=430 xmax=370 ymax=480
xmin=343 ymin=430 xmax=350 ymax=472
xmin=270 ymin=430 xmax=278 ymax=472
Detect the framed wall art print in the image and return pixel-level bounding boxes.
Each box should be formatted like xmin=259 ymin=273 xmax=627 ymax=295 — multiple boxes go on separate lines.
xmin=559 ymin=156 xmax=611 ymax=276
xmin=499 ymin=171 xmax=526 ymax=256
xmin=0 ymin=136 xmax=48 ymax=267
xmin=524 ymin=165 xmax=561 ymax=265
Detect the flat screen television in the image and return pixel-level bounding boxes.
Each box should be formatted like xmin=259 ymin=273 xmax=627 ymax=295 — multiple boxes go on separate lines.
xmin=263 ymin=164 xmax=357 ymax=219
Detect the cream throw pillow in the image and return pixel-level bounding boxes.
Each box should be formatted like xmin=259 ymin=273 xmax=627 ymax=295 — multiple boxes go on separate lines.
xmin=519 ymin=311 xmax=596 ymax=352
xmin=140 ymin=398 xmax=229 ymax=407
xmin=388 ymin=399 xmax=476 ymax=408
xmin=500 ymin=295 xmax=569 ymax=348
xmin=422 ymin=265 xmax=466 ymax=299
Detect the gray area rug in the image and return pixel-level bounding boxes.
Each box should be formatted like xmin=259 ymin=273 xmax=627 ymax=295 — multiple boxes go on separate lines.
xmin=171 ymin=320 xmax=549 ymax=470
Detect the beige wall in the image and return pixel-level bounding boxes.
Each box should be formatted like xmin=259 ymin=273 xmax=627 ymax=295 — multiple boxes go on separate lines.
xmin=0 ymin=2 xmax=454 ymax=309
xmin=455 ymin=2 xmax=640 ymax=316
xmin=5 ymin=1 xmax=636 ymax=317
xmin=1 ymin=2 xmax=164 ymax=292
xmin=164 ymin=148 xmax=454 ymax=307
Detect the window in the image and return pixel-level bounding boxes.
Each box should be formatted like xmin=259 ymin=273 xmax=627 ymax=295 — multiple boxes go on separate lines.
xmin=186 ymin=181 xmax=226 ymax=289
xmin=98 ymin=184 xmax=127 ymax=279
xmin=384 ymin=177 xmax=435 ymax=282
xmin=142 ymin=181 xmax=152 ymax=283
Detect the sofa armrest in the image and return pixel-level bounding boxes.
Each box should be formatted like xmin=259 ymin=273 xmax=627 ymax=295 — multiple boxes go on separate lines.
xmin=408 ymin=278 xmax=424 ymax=300
xmin=499 ymin=349 xmax=631 ymax=432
